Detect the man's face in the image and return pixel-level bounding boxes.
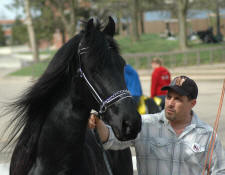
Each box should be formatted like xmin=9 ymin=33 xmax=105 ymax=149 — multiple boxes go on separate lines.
xmin=165 ymin=90 xmax=196 ymax=122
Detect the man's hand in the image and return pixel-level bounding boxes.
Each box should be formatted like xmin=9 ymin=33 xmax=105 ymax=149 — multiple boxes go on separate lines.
xmin=88 ymin=112 xmax=109 ymax=143
xmin=88 ymin=114 xmax=99 ymax=129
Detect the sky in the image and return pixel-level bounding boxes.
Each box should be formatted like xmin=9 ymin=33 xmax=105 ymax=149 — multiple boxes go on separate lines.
xmin=0 ymin=0 xmax=225 ymax=21
xmin=0 ymin=0 xmax=23 ymax=20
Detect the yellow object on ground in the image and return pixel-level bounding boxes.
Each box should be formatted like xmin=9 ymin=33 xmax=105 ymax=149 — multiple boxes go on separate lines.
xmin=153 ymin=96 xmax=162 ymax=106
xmin=138 ymin=96 xmax=162 ymax=114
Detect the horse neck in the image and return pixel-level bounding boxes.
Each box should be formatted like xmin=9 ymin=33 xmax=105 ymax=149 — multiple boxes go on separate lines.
xmin=39 ymin=91 xmax=91 ymax=167
xmin=61 ymin=78 xmax=94 ymax=144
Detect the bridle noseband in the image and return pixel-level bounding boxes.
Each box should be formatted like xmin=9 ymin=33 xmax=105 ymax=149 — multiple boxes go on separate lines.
xmin=77 ymin=42 xmax=132 ymax=116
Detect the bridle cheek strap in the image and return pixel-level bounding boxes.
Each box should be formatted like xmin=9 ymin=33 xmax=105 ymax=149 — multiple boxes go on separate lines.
xmin=77 ymin=68 xmax=132 ymax=115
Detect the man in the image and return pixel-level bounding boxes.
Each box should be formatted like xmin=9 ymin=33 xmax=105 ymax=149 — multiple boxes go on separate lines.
xmin=151 ymin=57 xmax=171 ymax=109
xmin=89 ymin=75 xmax=225 ymax=175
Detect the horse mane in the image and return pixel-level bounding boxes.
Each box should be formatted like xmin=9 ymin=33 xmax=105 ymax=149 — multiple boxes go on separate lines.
xmin=1 ymin=35 xmax=85 ymax=175
xmin=4 ymin=34 xmax=82 ymax=147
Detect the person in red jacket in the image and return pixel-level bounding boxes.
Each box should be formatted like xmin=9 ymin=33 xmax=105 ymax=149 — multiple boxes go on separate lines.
xmin=151 ymin=57 xmax=171 ymax=109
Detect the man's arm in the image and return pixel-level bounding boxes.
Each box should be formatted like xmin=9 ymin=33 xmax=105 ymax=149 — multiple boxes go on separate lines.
xmin=88 ymin=114 xmax=109 ymax=143
xmin=88 ymin=114 xmax=136 ymax=150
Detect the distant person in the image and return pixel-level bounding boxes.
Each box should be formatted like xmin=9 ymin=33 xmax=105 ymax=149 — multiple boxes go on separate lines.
xmin=151 ymin=57 xmax=171 ymax=109
xmin=124 ymin=64 xmax=142 ymax=106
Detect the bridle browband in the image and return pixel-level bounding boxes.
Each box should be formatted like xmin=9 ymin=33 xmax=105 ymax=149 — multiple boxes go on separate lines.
xmin=77 ymin=42 xmax=132 ymax=115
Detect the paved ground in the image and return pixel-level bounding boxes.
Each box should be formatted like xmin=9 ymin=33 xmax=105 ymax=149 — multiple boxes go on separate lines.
xmin=0 ymin=66 xmax=225 ymax=175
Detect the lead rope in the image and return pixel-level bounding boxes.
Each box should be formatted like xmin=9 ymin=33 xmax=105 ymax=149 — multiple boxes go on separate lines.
xmin=90 ymin=110 xmax=113 ymax=175
xmin=94 ymin=129 xmax=114 ymax=175
xmin=94 ymin=128 xmax=114 ymax=175
xmin=202 ymin=79 xmax=225 ymax=175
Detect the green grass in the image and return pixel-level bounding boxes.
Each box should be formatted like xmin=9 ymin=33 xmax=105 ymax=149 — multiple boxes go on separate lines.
xmin=10 ymin=59 xmax=51 ymax=77
xmin=188 ymin=42 xmax=223 ymax=49
xmin=116 ymin=34 xmax=179 ymax=53
xmin=20 ymin=49 xmax=57 ymax=57
xmin=10 ymin=33 xmax=225 ymax=77
xmin=10 ymin=49 xmax=56 ymax=77
xmin=125 ymin=48 xmax=225 ymax=69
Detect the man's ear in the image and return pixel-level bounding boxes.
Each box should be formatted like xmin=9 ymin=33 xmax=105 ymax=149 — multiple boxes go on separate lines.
xmin=191 ymin=99 xmax=197 ymax=108
xmin=102 ymin=16 xmax=115 ymax=37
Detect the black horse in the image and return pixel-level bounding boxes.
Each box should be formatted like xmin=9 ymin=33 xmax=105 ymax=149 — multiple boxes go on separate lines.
xmin=196 ymin=27 xmax=218 ymax=43
xmin=4 ymin=17 xmax=141 ymax=175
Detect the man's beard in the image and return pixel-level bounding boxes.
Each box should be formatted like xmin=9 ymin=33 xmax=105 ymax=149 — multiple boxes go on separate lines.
xmin=165 ymin=114 xmax=176 ymax=121
xmin=165 ymin=107 xmax=176 ymax=121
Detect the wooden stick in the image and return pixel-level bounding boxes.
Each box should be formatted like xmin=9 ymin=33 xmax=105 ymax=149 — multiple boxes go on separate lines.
xmin=202 ymin=79 xmax=225 ymax=175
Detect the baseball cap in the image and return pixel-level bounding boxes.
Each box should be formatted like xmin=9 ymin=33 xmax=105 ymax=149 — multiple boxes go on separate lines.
xmin=161 ymin=75 xmax=198 ymax=99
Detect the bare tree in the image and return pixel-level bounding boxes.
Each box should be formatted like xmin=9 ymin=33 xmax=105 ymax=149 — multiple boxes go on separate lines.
xmin=46 ymin=0 xmax=78 ymax=39
xmin=177 ymin=0 xmax=189 ymax=51
xmin=24 ymin=0 xmax=39 ymax=62
xmin=139 ymin=0 xmax=162 ymax=34
xmin=149 ymin=0 xmax=190 ymax=50
xmin=132 ymin=0 xmax=140 ymax=41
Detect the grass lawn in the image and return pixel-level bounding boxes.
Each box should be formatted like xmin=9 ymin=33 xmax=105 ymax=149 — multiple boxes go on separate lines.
xmin=116 ymin=34 xmax=179 ymax=53
xmin=10 ymin=33 xmax=224 ymax=77
xmin=10 ymin=59 xmax=51 ymax=77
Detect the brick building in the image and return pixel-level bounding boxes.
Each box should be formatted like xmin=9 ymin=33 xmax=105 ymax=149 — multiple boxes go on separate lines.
xmin=0 ymin=19 xmax=14 ymax=44
xmin=142 ymin=17 xmax=225 ymax=36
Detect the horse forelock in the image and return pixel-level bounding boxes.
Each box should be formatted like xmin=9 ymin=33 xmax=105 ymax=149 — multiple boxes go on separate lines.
xmin=82 ymin=26 xmax=122 ymax=70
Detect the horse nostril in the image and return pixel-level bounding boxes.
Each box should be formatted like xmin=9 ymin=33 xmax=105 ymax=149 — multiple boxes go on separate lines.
xmin=122 ymin=120 xmax=132 ymax=135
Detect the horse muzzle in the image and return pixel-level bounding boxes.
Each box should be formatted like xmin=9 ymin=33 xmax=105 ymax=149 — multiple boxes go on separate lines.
xmin=107 ymin=102 xmax=142 ymax=141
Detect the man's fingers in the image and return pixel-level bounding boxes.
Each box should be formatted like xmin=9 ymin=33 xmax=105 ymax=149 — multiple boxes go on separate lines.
xmin=88 ymin=114 xmax=98 ymax=129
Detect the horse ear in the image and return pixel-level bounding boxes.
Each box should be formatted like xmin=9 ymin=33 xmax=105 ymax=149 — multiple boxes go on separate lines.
xmin=103 ymin=16 xmax=115 ymax=37
xmin=86 ymin=18 xmax=94 ymax=32
xmin=86 ymin=17 xmax=100 ymax=34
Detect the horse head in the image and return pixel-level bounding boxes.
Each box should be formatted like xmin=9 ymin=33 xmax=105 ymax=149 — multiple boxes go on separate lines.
xmin=78 ymin=17 xmax=141 ymax=141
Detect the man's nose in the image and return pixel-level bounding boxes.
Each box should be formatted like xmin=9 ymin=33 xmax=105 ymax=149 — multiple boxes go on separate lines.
xmin=167 ymin=98 xmax=175 ymax=106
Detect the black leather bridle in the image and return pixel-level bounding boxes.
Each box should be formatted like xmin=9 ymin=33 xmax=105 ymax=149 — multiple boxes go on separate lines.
xmin=77 ymin=42 xmax=132 ymax=116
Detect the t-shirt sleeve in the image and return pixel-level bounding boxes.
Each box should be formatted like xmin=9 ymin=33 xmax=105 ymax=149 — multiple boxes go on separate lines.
xmin=103 ymin=125 xmax=136 ymax=150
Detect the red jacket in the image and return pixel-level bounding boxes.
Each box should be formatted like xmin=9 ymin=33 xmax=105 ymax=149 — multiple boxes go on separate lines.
xmin=151 ymin=66 xmax=171 ymax=97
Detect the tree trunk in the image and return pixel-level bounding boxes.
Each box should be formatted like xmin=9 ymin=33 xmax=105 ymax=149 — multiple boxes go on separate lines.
xmin=116 ymin=11 xmax=122 ymax=35
xmin=132 ymin=0 xmax=140 ymax=41
xmin=140 ymin=10 xmax=145 ymax=34
xmin=24 ymin=0 xmax=39 ymax=62
xmin=67 ymin=0 xmax=77 ymax=38
xmin=215 ymin=0 xmax=222 ymax=41
xmin=177 ymin=0 xmax=188 ymax=51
